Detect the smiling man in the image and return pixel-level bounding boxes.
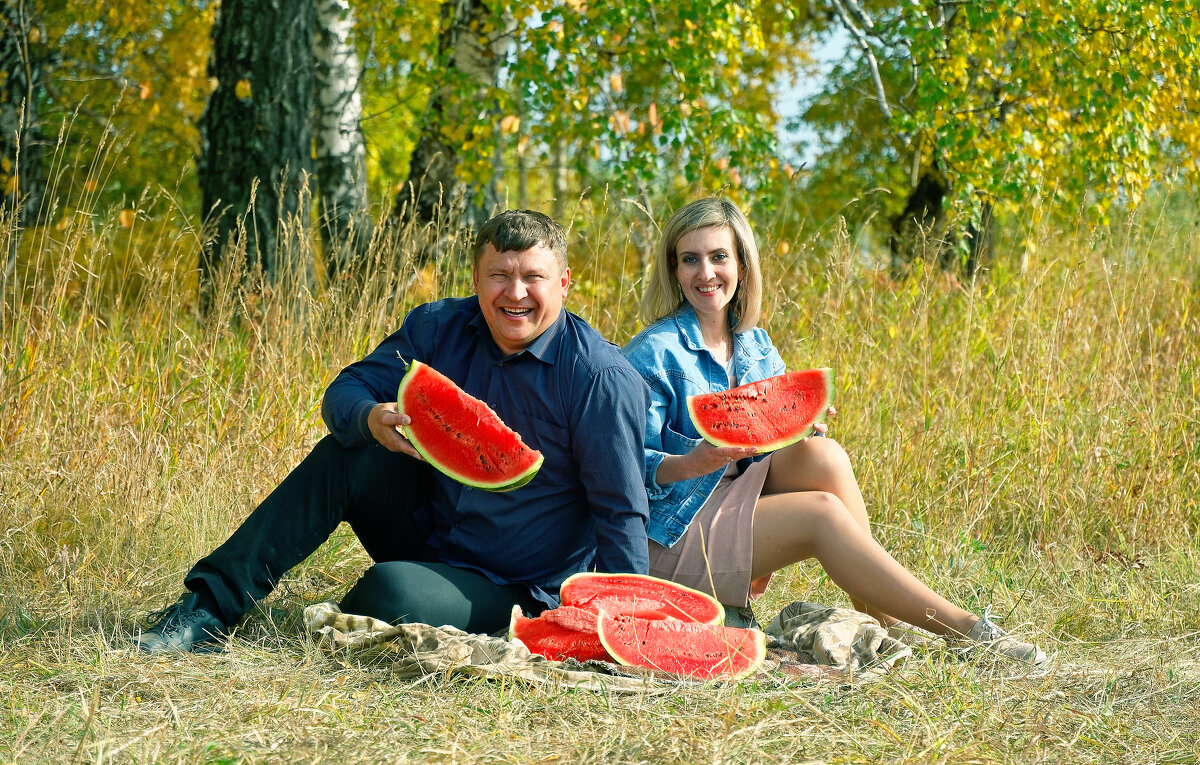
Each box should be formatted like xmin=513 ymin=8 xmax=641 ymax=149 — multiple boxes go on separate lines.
xmin=135 ymin=210 xmax=651 ymax=653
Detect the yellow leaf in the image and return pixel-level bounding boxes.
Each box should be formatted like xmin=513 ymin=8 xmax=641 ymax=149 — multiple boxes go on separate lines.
xmin=235 ymin=79 xmax=252 ymax=99
xmin=139 ymin=82 xmax=153 ymax=100
xmin=500 ymin=115 xmax=520 ymax=134
xmin=119 ymin=209 xmax=136 ymax=228
xmin=610 ymin=72 xmax=623 ymax=92
xmin=84 ymin=179 xmax=99 ymax=193
xmin=612 ymin=110 xmax=630 ymax=133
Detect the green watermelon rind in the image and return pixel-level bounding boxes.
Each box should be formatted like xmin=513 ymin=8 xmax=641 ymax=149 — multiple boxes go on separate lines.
xmin=686 ymin=367 xmax=835 ymax=453
xmin=595 ymin=609 xmax=766 ymax=681
xmin=397 ymin=360 xmax=544 ymax=492
xmin=559 ymin=571 xmax=726 ymax=625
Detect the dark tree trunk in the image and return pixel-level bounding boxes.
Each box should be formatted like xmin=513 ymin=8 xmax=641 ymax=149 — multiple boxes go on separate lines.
xmin=0 ymin=0 xmax=46 ymax=324
xmin=198 ymin=0 xmax=316 ymax=312
xmin=889 ymin=168 xmax=992 ymax=279
xmin=393 ymin=0 xmax=506 ymax=251
xmin=313 ymin=0 xmax=371 ymax=282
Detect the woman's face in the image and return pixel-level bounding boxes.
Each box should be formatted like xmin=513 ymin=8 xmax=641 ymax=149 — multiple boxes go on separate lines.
xmin=674 ymin=225 xmax=739 ymax=321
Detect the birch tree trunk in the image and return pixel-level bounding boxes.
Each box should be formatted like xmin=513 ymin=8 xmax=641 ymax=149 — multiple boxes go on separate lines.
xmin=198 ymin=0 xmax=316 ymax=313
xmin=393 ymin=0 xmax=509 ymax=247
xmin=313 ymin=0 xmax=371 ymax=281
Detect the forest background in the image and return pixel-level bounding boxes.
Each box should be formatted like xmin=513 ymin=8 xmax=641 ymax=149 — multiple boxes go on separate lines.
xmin=2 ymin=1 xmax=1200 ymax=762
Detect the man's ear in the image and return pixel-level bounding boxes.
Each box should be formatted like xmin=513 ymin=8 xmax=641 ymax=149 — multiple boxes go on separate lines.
xmin=472 ymin=266 xmax=479 ymax=294
xmin=560 ymin=268 xmax=571 ymax=297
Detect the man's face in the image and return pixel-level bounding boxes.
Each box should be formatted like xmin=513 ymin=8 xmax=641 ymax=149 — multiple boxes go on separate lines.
xmin=473 ymin=242 xmax=570 ymax=356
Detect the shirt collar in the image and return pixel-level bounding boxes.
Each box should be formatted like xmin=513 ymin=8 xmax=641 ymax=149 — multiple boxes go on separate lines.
xmin=468 ymin=299 xmax=566 ymax=364
xmin=672 ymin=304 xmax=737 ymax=352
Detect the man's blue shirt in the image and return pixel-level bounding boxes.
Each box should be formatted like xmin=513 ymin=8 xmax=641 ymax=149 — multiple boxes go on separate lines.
xmin=322 ymin=296 xmax=651 ymax=608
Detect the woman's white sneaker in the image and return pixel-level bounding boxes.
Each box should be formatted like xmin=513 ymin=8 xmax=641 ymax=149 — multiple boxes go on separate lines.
xmin=959 ymin=615 xmax=1048 ymax=665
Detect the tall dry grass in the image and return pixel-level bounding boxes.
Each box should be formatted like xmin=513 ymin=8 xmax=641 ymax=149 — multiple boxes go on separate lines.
xmin=1 ymin=164 xmax=1198 ymax=761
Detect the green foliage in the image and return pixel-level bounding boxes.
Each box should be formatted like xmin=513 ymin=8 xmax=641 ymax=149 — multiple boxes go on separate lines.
xmin=34 ymin=0 xmax=214 ymax=214
xmin=798 ymin=0 xmax=1200 ymax=240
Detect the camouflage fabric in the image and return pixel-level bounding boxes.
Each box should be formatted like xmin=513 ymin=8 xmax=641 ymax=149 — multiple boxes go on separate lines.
xmin=304 ymin=599 xmax=910 ymax=690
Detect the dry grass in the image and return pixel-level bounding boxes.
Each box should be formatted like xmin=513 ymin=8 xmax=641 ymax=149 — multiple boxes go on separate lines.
xmin=1 ymin=174 xmax=1199 ymax=762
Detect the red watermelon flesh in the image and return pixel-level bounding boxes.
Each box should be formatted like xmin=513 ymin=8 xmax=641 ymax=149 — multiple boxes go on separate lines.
xmin=687 ymin=368 xmax=834 ymax=452
xmin=542 ymin=605 xmax=599 ymax=633
xmin=559 ymin=572 xmax=725 ymax=624
xmin=397 ymin=360 xmax=543 ymax=491
xmin=596 ymin=611 xmax=766 ymax=681
xmin=508 ymin=606 xmax=609 ymax=663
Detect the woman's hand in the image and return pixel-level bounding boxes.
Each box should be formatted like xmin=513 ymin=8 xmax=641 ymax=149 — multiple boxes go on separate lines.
xmin=689 ymin=442 xmax=758 ymax=474
xmin=654 ymin=442 xmax=756 ymax=485
xmin=806 ymin=405 xmax=836 ymax=439
xmin=367 ymin=402 xmax=424 ymax=459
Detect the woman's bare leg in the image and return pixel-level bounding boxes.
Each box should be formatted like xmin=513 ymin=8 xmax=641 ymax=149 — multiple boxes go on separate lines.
xmin=762 ymin=438 xmax=895 ymax=624
xmin=763 ymin=437 xmax=869 ymax=527
xmin=751 ymin=490 xmax=978 ymax=637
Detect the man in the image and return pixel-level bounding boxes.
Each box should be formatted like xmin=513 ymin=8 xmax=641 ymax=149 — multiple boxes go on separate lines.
xmin=135 ymin=210 xmax=651 ymax=653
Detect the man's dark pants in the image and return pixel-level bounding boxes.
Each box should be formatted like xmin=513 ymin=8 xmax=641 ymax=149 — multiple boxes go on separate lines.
xmin=184 ymin=435 xmax=539 ymax=634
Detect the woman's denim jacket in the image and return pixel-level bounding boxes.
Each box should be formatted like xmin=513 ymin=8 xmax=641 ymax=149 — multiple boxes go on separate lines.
xmin=622 ymin=305 xmax=785 ymax=547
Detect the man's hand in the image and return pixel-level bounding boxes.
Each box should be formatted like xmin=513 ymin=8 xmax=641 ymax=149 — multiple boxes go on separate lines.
xmin=368 ymin=402 xmax=423 ymax=459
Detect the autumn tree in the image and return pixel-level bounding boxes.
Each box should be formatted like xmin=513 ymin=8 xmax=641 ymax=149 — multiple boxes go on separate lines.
xmin=383 ymin=0 xmax=811 ymax=252
xmin=799 ymin=0 xmax=1200 ymax=272
xmin=509 ymin=0 xmax=801 ymax=218
xmin=392 ymin=0 xmax=509 ymax=243
xmin=198 ymin=0 xmax=316 ymax=310
xmin=14 ymin=1 xmax=213 ymax=216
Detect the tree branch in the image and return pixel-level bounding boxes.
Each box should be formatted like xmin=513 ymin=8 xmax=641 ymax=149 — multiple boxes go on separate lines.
xmin=830 ymin=0 xmax=893 ymax=120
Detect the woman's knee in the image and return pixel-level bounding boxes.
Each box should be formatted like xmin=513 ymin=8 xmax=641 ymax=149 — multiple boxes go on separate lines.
xmin=802 ymin=436 xmax=854 ymax=475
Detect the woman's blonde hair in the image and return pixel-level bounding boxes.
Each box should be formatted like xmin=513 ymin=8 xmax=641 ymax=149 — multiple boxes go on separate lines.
xmin=639 ymin=197 xmax=763 ymax=332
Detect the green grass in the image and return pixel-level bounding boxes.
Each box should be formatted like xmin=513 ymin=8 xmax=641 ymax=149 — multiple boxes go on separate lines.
xmin=1 ymin=177 xmax=1199 ymax=762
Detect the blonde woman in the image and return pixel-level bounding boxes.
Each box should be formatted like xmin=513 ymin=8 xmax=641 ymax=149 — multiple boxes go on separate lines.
xmin=622 ymin=197 xmax=1046 ymax=663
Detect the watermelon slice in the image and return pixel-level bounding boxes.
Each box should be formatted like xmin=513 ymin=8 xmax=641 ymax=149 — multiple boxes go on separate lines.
xmin=397 ymin=360 xmax=543 ymax=491
xmin=560 ymin=572 xmax=724 ymax=624
xmin=596 ymin=611 xmax=766 ymax=680
xmin=509 ymin=574 xmax=764 ymax=680
xmin=687 ymin=368 xmax=834 ymax=453
xmin=508 ymin=606 xmax=609 ymax=663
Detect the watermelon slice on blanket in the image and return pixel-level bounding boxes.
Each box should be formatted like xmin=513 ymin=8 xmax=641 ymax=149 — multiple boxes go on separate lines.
xmin=687 ymin=368 xmax=834 ymax=453
xmin=397 ymin=360 xmax=543 ymax=491
xmin=559 ymin=572 xmax=724 ymax=624
xmin=508 ymin=606 xmax=610 ymax=663
xmin=509 ymin=574 xmax=764 ymax=680
xmin=597 ymin=611 xmax=766 ymax=680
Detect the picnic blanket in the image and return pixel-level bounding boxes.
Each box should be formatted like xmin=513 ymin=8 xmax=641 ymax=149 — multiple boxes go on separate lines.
xmin=304 ymin=600 xmax=911 ymax=691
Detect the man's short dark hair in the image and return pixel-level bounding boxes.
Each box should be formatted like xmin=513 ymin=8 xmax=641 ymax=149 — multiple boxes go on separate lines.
xmin=473 ymin=210 xmax=568 ymax=271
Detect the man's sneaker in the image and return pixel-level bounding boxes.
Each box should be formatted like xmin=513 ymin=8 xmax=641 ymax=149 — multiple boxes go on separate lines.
xmin=133 ymin=592 xmax=226 ymax=654
xmin=957 ymin=613 xmax=1048 ymax=665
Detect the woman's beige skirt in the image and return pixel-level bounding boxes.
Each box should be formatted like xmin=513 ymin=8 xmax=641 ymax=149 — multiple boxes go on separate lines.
xmin=647 ymin=455 xmax=773 ymax=608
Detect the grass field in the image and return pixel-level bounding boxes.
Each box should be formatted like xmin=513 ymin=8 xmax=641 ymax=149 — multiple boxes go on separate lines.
xmin=1 ymin=186 xmax=1198 ymax=763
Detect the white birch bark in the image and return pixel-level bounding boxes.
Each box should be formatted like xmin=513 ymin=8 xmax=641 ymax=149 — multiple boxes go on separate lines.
xmin=313 ymin=0 xmax=371 ymax=278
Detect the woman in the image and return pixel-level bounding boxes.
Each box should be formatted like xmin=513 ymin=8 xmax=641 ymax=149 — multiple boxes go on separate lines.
xmin=622 ymin=197 xmax=1046 ymax=664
